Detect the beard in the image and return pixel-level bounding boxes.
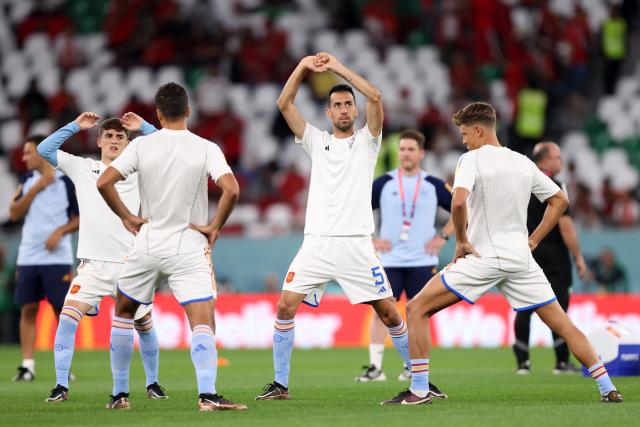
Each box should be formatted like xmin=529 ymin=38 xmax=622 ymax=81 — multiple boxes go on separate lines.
xmin=335 ymin=118 xmax=353 ymax=132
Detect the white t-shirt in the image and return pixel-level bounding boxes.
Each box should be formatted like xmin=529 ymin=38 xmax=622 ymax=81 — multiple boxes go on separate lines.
xmin=453 ymin=145 xmax=560 ymax=271
xmin=296 ymin=123 xmax=381 ymax=236
xmin=56 ymin=151 xmax=139 ymax=263
xmin=110 ymin=128 xmax=232 ymax=258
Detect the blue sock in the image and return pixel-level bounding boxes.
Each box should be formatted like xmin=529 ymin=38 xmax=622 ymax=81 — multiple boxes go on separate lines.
xmin=135 ymin=317 xmax=159 ymax=386
xmin=54 ymin=307 xmax=82 ymax=388
xmin=110 ymin=316 xmax=134 ymax=395
xmin=273 ymin=319 xmax=295 ymax=388
xmin=388 ymin=320 xmax=410 ymax=367
xmin=191 ymin=325 xmax=217 ymax=395
xmin=409 ymin=358 xmax=430 ymax=397
xmin=588 ymin=362 xmax=616 ymax=394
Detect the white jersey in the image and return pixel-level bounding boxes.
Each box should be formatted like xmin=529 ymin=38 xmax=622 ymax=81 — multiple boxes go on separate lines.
xmin=453 ymin=145 xmax=560 ymax=272
xmin=56 ymin=151 xmax=139 ymax=263
xmin=297 ymin=123 xmax=381 ymax=236
xmin=110 ymin=128 xmax=232 ymax=258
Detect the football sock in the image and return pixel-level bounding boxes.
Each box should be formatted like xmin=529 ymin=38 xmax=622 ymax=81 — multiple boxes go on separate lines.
xmin=22 ymin=358 xmax=35 ymax=373
xmin=588 ymin=362 xmax=616 ymax=394
xmin=369 ymin=343 xmax=385 ymax=370
xmin=110 ymin=316 xmax=134 ymax=395
xmin=191 ymin=325 xmax=217 ymax=395
xmin=409 ymin=358 xmax=430 ymax=398
xmin=273 ymin=318 xmax=295 ymax=388
xmin=135 ymin=317 xmax=159 ymax=386
xmin=54 ymin=306 xmax=82 ymax=387
xmin=388 ymin=320 xmax=410 ymax=366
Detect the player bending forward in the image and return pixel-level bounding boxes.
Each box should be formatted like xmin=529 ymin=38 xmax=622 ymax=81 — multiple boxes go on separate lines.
xmin=381 ymin=102 xmax=622 ymax=405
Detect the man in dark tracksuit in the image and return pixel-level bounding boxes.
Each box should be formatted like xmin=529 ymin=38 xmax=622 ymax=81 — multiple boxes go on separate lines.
xmin=513 ymin=142 xmax=588 ymax=374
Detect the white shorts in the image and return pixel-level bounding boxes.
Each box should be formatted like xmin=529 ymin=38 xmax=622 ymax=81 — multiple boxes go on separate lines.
xmin=283 ymin=235 xmax=393 ymax=305
xmin=118 ymin=247 xmax=217 ymax=306
xmin=440 ymin=255 xmax=557 ymax=311
xmin=65 ymin=260 xmax=152 ymax=320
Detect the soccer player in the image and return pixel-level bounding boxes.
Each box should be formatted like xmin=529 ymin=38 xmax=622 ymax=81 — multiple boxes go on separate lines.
xmin=9 ymin=136 xmax=79 ymax=381
xmin=36 ymin=112 xmax=167 ymax=402
xmin=256 ymin=52 xmax=413 ymax=401
xmin=513 ymin=141 xmax=589 ymax=375
xmin=381 ymin=102 xmax=622 ymax=405
xmin=97 ymin=82 xmax=246 ymax=411
xmin=356 ymin=130 xmax=453 ymax=392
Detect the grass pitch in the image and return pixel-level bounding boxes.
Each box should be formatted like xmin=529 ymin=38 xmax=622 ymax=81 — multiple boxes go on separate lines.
xmin=0 ymin=346 xmax=636 ymax=427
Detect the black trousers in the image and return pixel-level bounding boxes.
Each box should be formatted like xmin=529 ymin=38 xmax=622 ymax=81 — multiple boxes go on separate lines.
xmin=513 ymin=269 xmax=571 ymax=365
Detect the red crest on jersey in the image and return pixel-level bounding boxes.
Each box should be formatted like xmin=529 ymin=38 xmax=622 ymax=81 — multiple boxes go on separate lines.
xmin=70 ymin=285 xmax=81 ymax=294
xmin=285 ymin=272 xmax=295 ymax=283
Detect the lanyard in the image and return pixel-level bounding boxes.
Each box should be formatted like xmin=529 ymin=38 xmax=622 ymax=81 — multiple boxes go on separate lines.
xmin=398 ymin=169 xmax=421 ymax=219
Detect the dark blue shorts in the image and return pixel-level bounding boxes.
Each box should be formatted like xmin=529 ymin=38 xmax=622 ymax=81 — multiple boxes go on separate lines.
xmin=385 ymin=266 xmax=437 ymax=300
xmin=15 ymin=265 xmax=73 ymax=309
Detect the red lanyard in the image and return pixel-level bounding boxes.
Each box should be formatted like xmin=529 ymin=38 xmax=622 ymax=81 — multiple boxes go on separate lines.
xmin=398 ymin=169 xmax=421 ymax=219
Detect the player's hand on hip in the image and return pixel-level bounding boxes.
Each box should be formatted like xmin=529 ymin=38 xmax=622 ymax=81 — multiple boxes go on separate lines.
xmin=45 ymin=229 xmax=63 ymax=251
xmin=121 ymin=112 xmax=144 ymax=132
xmin=425 ymin=236 xmax=446 ymax=255
xmin=75 ymin=112 xmax=100 ymax=130
xmin=123 ymin=214 xmax=147 ymax=235
xmin=528 ymin=237 xmax=539 ymax=252
xmin=373 ymin=239 xmax=392 ymax=253
xmin=453 ymin=241 xmax=479 ymax=261
xmin=189 ymin=224 xmax=220 ymax=247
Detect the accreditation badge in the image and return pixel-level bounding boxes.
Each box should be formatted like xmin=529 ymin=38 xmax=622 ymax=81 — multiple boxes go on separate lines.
xmin=399 ymin=220 xmax=411 ymax=241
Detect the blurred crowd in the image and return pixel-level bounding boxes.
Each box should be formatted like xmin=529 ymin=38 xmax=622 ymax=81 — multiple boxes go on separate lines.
xmin=1 ymin=0 xmax=639 ymax=232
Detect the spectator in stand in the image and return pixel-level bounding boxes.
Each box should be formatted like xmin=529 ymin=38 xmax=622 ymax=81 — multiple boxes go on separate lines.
xmin=611 ymin=191 xmax=640 ymax=227
xmin=587 ymin=249 xmax=629 ymax=293
xmin=18 ymin=80 xmax=49 ymax=134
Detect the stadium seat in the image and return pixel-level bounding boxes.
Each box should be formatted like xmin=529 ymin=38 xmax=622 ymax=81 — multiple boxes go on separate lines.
xmin=0 ymin=120 xmax=22 ymax=152
xmin=264 ymin=203 xmax=293 ymax=234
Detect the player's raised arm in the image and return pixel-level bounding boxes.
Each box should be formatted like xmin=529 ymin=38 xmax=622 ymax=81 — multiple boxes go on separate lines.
xmin=121 ymin=112 xmax=157 ymax=135
xmin=277 ymin=56 xmax=323 ymax=139
xmin=37 ymin=112 xmax=100 ymax=167
xmin=316 ymin=52 xmax=383 ymax=137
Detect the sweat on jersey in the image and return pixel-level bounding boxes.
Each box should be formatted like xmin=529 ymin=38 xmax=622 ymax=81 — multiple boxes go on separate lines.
xmin=453 ymin=145 xmax=561 ymax=272
xmin=110 ymin=128 xmax=232 ymax=258
xmin=16 ymin=170 xmax=78 ymax=266
xmin=372 ymin=169 xmax=452 ymax=267
xmin=296 ymin=122 xmax=381 ymax=236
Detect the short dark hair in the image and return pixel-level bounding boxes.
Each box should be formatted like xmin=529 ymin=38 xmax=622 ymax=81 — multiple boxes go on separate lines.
xmin=327 ymin=84 xmax=355 ymax=106
xmin=155 ymin=82 xmax=189 ymax=120
xmin=452 ymin=102 xmax=496 ymax=127
xmin=100 ymin=118 xmax=129 ymax=138
xmin=399 ymin=129 xmax=426 ymax=149
xmin=24 ymin=135 xmax=45 ymax=145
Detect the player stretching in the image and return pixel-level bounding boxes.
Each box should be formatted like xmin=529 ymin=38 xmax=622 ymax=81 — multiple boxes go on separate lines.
xmin=37 ymin=112 xmax=167 ymax=402
xmin=256 ymin=53 xmax=414 ymax=401
xmin=98 ymin=82 xmax=246 ymax=411
xmin=381 ymin=102 xmax=622 ymax=405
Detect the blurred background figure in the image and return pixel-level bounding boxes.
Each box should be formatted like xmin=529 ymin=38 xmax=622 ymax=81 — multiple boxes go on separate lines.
xmin=587 ymin=248 xmax=629 ymax=294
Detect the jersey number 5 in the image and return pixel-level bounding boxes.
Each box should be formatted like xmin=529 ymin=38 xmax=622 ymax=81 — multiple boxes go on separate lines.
xmin=371 ymin=266 xmax=385 ymax=286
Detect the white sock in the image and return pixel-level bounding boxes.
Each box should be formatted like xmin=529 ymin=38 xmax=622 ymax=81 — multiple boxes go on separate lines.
xmin=369 ymin=343 xmax=385 ymax=370
xmin=22 ymin=358 xmax=35 ymax=373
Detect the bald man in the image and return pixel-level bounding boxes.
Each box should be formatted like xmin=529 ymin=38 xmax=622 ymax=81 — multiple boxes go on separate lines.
xmin=513 ymin=142 xmax=588 ymax=375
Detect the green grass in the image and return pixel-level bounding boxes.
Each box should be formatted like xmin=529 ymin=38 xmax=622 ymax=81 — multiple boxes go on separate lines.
xmin=0 ymin=346 xmax=637 ymax=427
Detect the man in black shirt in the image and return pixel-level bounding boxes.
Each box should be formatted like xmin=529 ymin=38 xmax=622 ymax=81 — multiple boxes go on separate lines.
xmin=513 ymin=142 xmax=588 ymax=374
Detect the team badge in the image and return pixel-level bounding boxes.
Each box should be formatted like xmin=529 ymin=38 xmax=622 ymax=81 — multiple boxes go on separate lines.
xmin=285 ymin=272 xmax=295 ymax=283
xmin=70 ymin=285 xmax=81 ymax=294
